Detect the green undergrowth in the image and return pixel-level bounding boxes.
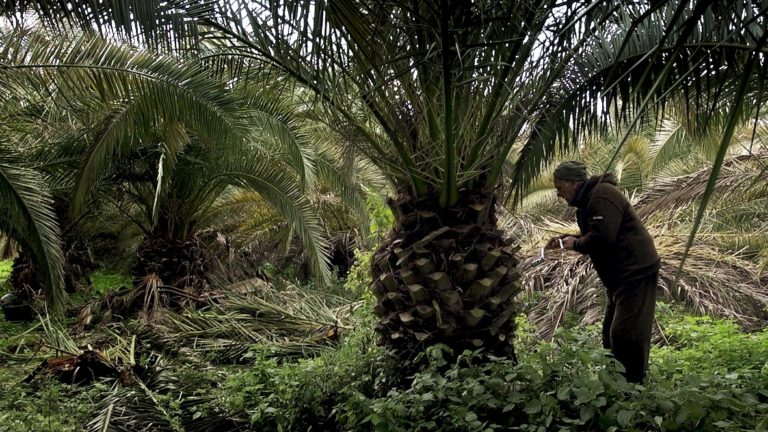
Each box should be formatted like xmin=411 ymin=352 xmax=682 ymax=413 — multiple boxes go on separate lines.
xmin=189 ymin=302 xmax=768 ymax=432
xmin=0 ymin=260 xmax=12 ymax=292
xmin=1 ymin=276 xmax=766 ymax=431
xmin=89 ymin=270 xmax=132 ymax=295
xmin=0 ymin=371 xmax=100 ymax=431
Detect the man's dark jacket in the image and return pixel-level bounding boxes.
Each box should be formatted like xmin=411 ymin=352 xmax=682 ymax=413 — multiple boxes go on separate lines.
xmin=570 ymin=174 xmax=660 ymax=288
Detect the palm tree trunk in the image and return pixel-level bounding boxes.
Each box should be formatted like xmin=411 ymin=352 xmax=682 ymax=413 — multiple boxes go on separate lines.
xmin=371 ymin=190 xmax=521 ymax=364
xmin=9 ymin=251 xmax=42 ymax=302
xmin=131 ymin=234 xmax=209 ymax=309
xmin=62 ymin=239 xmax=96 ymax=293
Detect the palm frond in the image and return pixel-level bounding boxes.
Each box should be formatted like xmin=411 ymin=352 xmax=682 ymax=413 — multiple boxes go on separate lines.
xmin=636 ymin=151 xmax=768 ymax=218
xmin=0 ymin=0 xmax=204 ymax=51
xmin=513 ymin=2 xmax=768 ymax=200
xmin=87 ymin=383 xmax=178 ymax=432
xmin=521 ymin=231 xmax=768 ymax=340
xmin=214 ymin=156 xmax=332 ymax=285
xmin=133 ymin=280 xmax=357 ymax=364
xmin=0 ymin=29 xmax=254 ymax=217
xmin=0 ymin=146 xmax=64 ymax=313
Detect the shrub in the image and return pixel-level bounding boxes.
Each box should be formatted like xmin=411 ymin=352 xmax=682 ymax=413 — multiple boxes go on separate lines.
xmin=185 ymin=305 xmax=768 ymax=431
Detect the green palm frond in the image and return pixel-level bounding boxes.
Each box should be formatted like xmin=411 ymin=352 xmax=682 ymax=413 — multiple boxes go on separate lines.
xmin=236 ymin=81 xmax=322 ymax=189
xmin=212 ymin=156 xmax=332 ymax=285
xmin=517 ymin=189 xmax=559 ymax=217
xmin=513 ymin=2 xmax=768 ymax=199
xmin=2 ymin=27 xmax=348 ymax=287
xmin=39 ymin=313 xmax=80 ymax=355
xmin=0 ymin=0 xmax=204 ymax=50
xmin=205 ymin=189 xmax=285 ymax=243
xmin=0 ymin=29 xmax=253 ymax=217
xmin=314 ymin=148 xmax=370 ymax=241
xmin=636 ymin=152 xmax=768 ymax=218
xmin=649 ymin=117 xmax=690 ymax=174
xmin=0 ymin=147 xmax=64 ymax=313
xmin=6 ymin=1 xmax=768 ymax=214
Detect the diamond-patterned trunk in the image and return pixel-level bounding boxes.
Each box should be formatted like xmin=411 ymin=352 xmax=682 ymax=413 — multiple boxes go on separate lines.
xmin=371 ymin=191 xmax=521 ymax=361
xmin=131 ymin=235 xmax=209 ymax=308
xmin=9 ymin=252 xmax=42 ymax=301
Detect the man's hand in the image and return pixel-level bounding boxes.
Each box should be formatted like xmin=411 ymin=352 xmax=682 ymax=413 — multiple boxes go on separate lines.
xmin=544 ymin=235 xmax=570 ymax=249
xmin=545 ymin=236 xmax=562 ymax=250
xmin=561 ymin=236 xmax=578 ymax=250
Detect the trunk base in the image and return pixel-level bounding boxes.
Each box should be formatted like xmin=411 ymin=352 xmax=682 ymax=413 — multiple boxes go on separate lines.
xmin=371 ymin=191 xmax=521 ymax=367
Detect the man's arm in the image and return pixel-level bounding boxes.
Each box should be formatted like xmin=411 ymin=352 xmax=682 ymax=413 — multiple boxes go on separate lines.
xmin=572 ymin=195 xmax=624 ymax=254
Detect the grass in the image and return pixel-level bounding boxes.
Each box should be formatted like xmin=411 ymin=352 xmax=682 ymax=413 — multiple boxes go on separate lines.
xmin=89 ymin=271 xmax=132 ymax=295
xmin=0 ymin=260 xmax=12 ymax=293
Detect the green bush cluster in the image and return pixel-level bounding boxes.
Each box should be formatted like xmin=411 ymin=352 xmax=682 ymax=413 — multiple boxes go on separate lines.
xmin=344 ymin=249 xmax=374 ymax=299
xmin=208 ymin=308 xmax=768 ymax=431
xmin=210 ymin=301 xmax=393 ymax=431
xmin=89 ymin=271 xmax=132 ymax=295
xmin=339 ymin=328 xmax=768 ymax=431
xmin=2 ymin=291 xmax=766 ymax=431
xmin=0 ymin=373 xmax=101 ymax=431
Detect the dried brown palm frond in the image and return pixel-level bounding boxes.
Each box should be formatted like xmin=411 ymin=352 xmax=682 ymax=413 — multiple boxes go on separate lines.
xmin=133 ymin=280 xmax=360 ymax=363
xmin=521 ymin=251 xmax=605 ymax=341
xmin=520 ymin=229 xmax=768 ymax=340
xmin=498 ymin=208 xmax=577 ymax=251
xmin=655 ymin=234 xmax=768 ymax=329
xmin=636 ymin=152 xmax=768 ymax=219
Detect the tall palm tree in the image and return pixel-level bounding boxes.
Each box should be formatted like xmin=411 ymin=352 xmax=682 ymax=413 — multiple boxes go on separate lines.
xmin=2 ymin=1 xmax=767 ymax=360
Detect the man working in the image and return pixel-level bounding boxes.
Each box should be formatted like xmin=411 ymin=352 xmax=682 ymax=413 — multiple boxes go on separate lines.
xmin=546 ymin=160 xmax=660 ymax=383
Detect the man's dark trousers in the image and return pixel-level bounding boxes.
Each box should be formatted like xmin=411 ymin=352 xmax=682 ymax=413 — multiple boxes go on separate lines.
xmin=602 ymin=272 xmax=658 ymax=383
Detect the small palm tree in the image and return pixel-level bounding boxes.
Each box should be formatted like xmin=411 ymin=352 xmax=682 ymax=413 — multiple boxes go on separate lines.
xmin=0 ymin=28 xmax=355 ymax=312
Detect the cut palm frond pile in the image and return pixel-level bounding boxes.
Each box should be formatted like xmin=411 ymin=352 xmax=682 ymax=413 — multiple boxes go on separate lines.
xmin=21 ymin=316 xmax=145 ymax=386
xmin=86 ymin=355 xmax=181 ymax=432
xmin=133 ymin=279 xmax=362 ymax=363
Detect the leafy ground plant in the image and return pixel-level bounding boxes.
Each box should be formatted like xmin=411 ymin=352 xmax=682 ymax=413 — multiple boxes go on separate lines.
xmin=337 ymin=315 xmax=768 ymax=432
xmin=1 ymin=285 xmax=766 ymax=431
xmin=89 ymin=271 xmax=132 ymax=296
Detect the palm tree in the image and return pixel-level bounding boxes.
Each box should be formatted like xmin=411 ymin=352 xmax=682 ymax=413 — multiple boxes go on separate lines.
xmin=0 ymin=28 xmax=352 ymax=312
xmin=3 ymin=1 xmax=767 ymax=361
